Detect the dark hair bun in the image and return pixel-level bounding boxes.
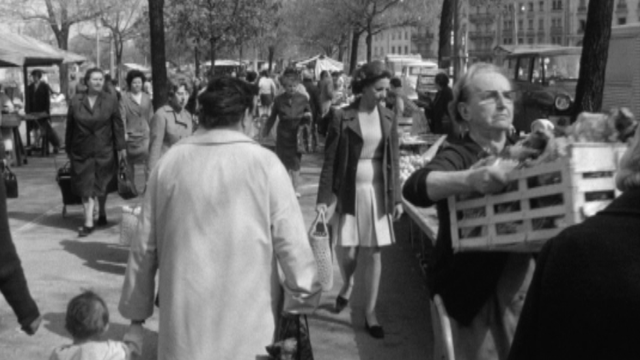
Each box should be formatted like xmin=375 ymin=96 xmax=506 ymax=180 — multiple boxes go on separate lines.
xmin=351 ymin=60 xmax=391 ymax=94
xmin=198 ymin=76 xmax=258 ymax=129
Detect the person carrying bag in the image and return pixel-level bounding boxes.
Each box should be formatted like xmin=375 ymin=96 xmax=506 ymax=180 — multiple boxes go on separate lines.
xmin=308 ymin=210 xmax=333 ymax=292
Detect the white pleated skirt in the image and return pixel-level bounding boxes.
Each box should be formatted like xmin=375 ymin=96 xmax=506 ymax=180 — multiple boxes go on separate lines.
xmin=333 ymin=159 xmax=393 ymax=248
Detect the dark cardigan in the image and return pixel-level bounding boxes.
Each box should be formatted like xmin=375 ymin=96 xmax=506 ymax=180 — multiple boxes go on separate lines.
xmin=317 ymin=101 xmax=401 ymax=215
xmin=402 ymin=135 xmax=511 ymax=325
xmin=509 ymin=189 xmax=640 ymax=360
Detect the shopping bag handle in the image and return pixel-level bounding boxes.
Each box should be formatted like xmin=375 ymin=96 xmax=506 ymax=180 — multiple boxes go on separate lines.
xmin=312 ymin=211 xmax=328 ymax=235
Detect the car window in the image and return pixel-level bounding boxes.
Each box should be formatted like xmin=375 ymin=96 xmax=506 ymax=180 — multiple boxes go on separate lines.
xmin=502 ymin=58 xmax=517 ymax=80
xmin=517 ymin=57 xmax=532 ymax=82
xmin=543 ymin=54 xmax=580 ymax=81
xmin=532 ymin=57 xmax=544 ymax=84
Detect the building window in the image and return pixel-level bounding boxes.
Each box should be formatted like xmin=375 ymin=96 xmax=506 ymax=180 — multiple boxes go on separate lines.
xmin=392 ymin=46 xmax=396 ymax=54
xmin=391 ymin=32 xmax=395 ymax=40
xmin=405 ymin=45 xmax=409 ymax=54
xmin=405 ymin=31 xmax=408 ymax=40
xmin=528 ymin=19 xmax=533 ymax=29
xmin=579 ymin=19 xmax=586 ymax=33
xmin=518 ymin=19 xmax=523 ymax=29
xmin=528 ymin=2 xmax=534 ymax=11
xmin=539 ymin=1 xmax=544 ymax=11
xmin=539 ymin=18 xmax=544 ymax=30
xmin=528 ymin=37 xmax=534 ymax=44
xmin=619 ymin=17 xmax=627 ymax=25
xmin=519 ymin=37 xmax=524 ymax=44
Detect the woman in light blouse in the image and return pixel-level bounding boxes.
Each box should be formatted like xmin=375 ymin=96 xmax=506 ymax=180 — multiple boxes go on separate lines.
xmin=147 ymin=80 xmax=195 ymax=173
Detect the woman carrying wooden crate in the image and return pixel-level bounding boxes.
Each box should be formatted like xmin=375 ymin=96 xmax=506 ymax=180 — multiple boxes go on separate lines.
xmin=403 ymin=62 xmax=535 ymax=360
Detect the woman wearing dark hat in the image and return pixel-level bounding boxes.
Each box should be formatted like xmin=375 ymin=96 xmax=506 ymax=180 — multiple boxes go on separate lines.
xmin=316 ymin=60 xmax=403 ymax=339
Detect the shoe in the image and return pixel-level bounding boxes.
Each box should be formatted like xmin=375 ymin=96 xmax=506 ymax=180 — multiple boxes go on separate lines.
xmin=96 ymin=215 xmax=108 ymax=227
xmin=335 ymin=295 xmax=349 ymax=314
xmin=78 ymin=225 xmax=94 ymax=237
xmin=365 ymin=320 xmax=385 ymax=339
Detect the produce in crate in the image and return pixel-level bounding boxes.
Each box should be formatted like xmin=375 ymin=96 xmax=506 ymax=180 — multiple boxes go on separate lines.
xmin=565 ymin=107 xmax=637 ymax=143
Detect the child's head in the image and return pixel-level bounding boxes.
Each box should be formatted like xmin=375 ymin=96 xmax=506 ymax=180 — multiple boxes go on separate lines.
xmin=65 ymin=291 xmax=109 ymax=341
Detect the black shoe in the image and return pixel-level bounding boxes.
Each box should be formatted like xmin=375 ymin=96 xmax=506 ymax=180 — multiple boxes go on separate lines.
xmin=96 ymin=215 xmax=108 ymax=227
xmin=335 ymin=295 xmax=349 ymax=314
xmin=78 ymin=225 xmax=94 ymax=237
xmin=365 ymin=320 xmax=385 ymax=339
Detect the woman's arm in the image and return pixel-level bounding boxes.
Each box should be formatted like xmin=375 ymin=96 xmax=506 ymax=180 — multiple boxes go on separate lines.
xmin=316 ymin=109 xmax=341 ymax=210
xmin=147 ymin=111 xmax=166 ymax=174
xmin=395 ymin=96 xmax=405 ymax=119
xmin=65 ymin=103 xmax=75 ymax=157
xmin=112 ymin=98 xmax=126 ymax=153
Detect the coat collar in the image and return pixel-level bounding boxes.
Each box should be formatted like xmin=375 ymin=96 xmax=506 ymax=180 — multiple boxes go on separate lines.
xmin=178 ymin=128 xmax=257 ymax=147
xmin=341 ymin=100 xmax=394 ymax=139
xmin=80 ymin=92 xmax=106 ymax=114
xmin=599 ymin=189 xmax=640 ymax=217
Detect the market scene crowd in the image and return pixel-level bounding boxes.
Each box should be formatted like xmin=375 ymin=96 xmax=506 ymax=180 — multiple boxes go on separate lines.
xmin=2 ymin=0 xmax=640 ymax=359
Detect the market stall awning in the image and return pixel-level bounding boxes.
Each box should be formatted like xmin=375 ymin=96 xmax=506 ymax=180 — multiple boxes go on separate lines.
xmin=295 ymin=54 xmax=344 ymax=79
xmin=0 ymin=32 xmax=86 ymax=67
xmin=124 ymin=63 xmax=151 ymax=72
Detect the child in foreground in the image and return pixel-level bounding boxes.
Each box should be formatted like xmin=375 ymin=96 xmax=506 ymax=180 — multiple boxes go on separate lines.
xmin=50 ymin=291 xmax=143 ymax=360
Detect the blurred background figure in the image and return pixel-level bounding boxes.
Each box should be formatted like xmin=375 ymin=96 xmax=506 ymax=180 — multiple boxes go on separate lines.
xmin=26 ymin=69 xmax=62 ymax=154
xmin=425 ymin=72 xmax=454 ymax=135
xmin=258 ymin=70 xmax=276 ymax=117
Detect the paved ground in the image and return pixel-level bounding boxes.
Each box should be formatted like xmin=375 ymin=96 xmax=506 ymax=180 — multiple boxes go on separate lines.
xmin=0 ymin=146 xmax=436 ymax=359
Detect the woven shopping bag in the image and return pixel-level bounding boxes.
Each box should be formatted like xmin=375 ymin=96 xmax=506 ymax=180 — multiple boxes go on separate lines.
xmin=308 ymin=211 xmax=333 ymax=291
xmin=119 ymin=205 xmax=141 ymax=246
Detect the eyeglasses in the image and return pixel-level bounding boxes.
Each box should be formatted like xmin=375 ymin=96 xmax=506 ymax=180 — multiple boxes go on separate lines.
xmin=477 ymin=90 xmax=518 ymax=104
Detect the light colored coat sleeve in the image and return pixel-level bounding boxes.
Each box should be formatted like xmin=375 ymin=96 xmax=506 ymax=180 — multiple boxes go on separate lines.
xmin=269 ymin=161 xmax=322 ymax=315
xmin=147 ymin=110 xmax=166 ymax=174
xmin=119 ymin=166 xmax=159 ymax=320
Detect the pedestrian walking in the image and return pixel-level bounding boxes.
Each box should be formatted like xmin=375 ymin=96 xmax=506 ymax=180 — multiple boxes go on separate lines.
xmin=258 ymin=70 xmax=276 ymax=117
xmin=147 ymin=79 xmax=195 ymax=174
xmin=403 ymin=63 xmax=534 ymax=360
xmin=26 ymin=70 xmax=62 ymax=153
xmin=425 ymin=72 xmax=454 ymax=135
xmin=316 ymin=60 xmax=403 ymax=339
xmin=119 ymin=76 xmax=321 ymax=360
xmin=302 ymin=69 xmax=322 ymax=152
xmin=120 ymin=70 xmax=153 ymax=187
xmin=0 ymin=172 xmax=41 ymax=335
xmin=262 ymin=68 xmax=313 ymax=197
xmin=65 ymin=68 xmax=126 ymax=237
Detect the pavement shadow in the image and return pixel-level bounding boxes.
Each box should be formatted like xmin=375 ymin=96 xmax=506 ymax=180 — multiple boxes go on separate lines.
xmin=42 ymin=312 xmax=158 ymax=359
xmin=60 ymin=240 xmax=129 ymax=276
xmin=8 ymin=210 xmax=82 ymax=231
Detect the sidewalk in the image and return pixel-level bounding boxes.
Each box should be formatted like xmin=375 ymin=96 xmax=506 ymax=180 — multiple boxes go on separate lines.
xmin=0 ymin=152 xmax=435 ymax=359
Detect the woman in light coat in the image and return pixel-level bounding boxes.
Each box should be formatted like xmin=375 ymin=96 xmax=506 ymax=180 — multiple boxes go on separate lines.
xmin=119 ymin=76 xmax=321 ymax=360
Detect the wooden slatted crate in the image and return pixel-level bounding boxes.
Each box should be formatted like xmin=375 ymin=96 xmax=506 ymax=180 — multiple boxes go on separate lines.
xmin=448 ymin=143 xmax=628 ymax=252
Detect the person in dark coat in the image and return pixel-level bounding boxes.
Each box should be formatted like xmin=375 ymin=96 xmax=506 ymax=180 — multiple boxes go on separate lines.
xmin=65 ymin=68 xmax=126 ymax=237
xmin=508 ymin=125 xmax=640 ymax=360
xmin=426 ymin=72 xmax=454 ymax=135
xmin=0 ymin=169 xmax=41 ymax=335
xmin=261 ymin=68 xmax=312 ymax=196
xmin=403 ymin=63 xmax=533 ymax=360
xmin=302 ymin=70 xmax=321 ymax=152
xmin=316 ymin=61 xmax=403 ymax=339
xmin=27 ymin=70 xmax=62 ymax=153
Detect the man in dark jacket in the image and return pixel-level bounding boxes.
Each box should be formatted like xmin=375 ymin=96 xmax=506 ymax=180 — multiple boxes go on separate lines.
xmin=301 ymin=70 xmax=322 ymax=152
xmin=27 ymin=70 xmax=61 ymax=154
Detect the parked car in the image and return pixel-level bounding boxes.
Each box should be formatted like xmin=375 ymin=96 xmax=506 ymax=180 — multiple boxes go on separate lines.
xmin=500 ymin=46 xmax=581 ymax=133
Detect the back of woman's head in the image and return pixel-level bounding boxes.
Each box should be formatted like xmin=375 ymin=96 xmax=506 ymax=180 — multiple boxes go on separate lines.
xmin=320 ymin=70 xmax=329 ymax=79
xmin=390 ymin=77 xmax=402 ymax=89
xmin=435 ymin=73 xmax=450 ymax=88
xmin=260 ymin=70 xmax=269 ymax=78
xmin=351 ymin=60 xmax=391 ymax=95
xmin=198 ymin=76 xmax=258 ymax=129
xmin=448 ymin=62 xmax=509 ymax=126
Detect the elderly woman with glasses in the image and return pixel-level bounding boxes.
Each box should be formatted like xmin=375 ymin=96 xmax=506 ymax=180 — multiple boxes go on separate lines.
xmin=403 ymin=62 xmax=535 ymax=360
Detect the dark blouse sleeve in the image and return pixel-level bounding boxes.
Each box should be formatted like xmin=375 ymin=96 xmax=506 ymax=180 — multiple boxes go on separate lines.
xmin=402 ymin=145 xmax=469 ymax=207
xmin=316 ymin=109 xmax=343 ymax=205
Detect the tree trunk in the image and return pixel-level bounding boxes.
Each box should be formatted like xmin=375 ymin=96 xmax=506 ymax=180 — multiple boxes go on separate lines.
xmin=366 ymin=27 xmax=372 ymax=62
xmin=572 ymin=0 xmax=614 ymax=120
xmin=268 ymin=45 xmax=275 ymax=72
xmin=195 ymin=47 xmax=200 ymax=78
xmin=438 ymin=0 xmax=453 ymax=69
xmin=56 ymin=27 xmax=70 ymax=101
xmin=210 ymin=38 xmax=217 ymax=75
xmin=148 ymin=0 xmax=168 ymax=110
xmin=115 ymin=35 xmax=124 ymax=87
xmin=349 ymin=30 xmax=362 ymax=75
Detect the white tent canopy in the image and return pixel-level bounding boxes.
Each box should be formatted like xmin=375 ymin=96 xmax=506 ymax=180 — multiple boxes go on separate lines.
xmin=203 ymin=59 xmax=244 ymax=67
xmin=295 ymin=55 xmax=344 ymax=79
xmin=124 ymin=63 xmax=151 ymax=73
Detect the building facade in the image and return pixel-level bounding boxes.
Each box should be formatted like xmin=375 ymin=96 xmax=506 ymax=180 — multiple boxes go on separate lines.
xmin=468 ymin=0 xmax=640 ymax=62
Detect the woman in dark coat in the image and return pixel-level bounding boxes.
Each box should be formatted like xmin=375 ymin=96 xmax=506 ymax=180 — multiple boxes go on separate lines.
xmin=261 ymin=68 xmax=312 ymax=196
xmin=508 ymin=125 xmax=640 ymax=360
xmin=316 ymin=61 xmax=403 ymax=339
xmin=66 ymin=68 xmax=126 ymax=237
xmin=426 ymin=72 xmax=454 ymax=135
xmin=0 ymin=169 xmax=41 ymax=335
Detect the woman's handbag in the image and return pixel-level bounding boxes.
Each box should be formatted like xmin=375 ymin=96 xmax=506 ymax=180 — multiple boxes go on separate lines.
xmin=117 ymin=159 xmax=138 ymax=200
xmin=119 ymin=205 xmax=141 ymax=246
xmin=308 ymin=211 xmax=333 ymax=292
xmin=3 ymin=163 xmax=18 ymax=198
xmin=266 ymin=313 xmax=314 ymax=360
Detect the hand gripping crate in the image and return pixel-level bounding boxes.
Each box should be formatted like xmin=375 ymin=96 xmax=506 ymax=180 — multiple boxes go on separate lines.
xmin=448 ymin=143 xmax=628 ymax=252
